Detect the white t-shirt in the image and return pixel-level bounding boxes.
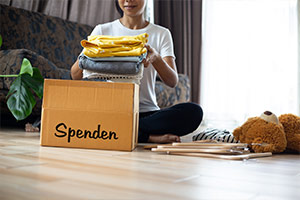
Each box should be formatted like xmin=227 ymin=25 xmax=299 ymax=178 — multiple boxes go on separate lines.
xmin=82 ymin=19 xmax=175 ymax=112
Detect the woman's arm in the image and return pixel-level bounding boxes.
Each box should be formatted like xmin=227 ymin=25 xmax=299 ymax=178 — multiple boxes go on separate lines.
xmin=143 ymin=45 xmax=178 ymax=88
xmin=71 ymin=59 xmax=83 ymax=80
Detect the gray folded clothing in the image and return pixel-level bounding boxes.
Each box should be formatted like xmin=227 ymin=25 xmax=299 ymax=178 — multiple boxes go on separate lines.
xmin=78 ymin=55 xmax=143 ymax=75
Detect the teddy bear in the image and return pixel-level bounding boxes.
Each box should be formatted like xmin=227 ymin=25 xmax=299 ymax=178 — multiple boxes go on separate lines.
xmin=233 ymin=111 xmax=300 ymax=153
xmin=278 ymin=113 xmax=300 ymax=152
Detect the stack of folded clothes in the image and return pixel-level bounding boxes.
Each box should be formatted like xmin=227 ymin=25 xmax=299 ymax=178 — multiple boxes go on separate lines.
xmin=79 ymin=33 xmax=148 ymax=84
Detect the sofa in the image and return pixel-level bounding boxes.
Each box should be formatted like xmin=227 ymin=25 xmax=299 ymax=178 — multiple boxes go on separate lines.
xmin=0 ymin=4 xmax=190 ymax=123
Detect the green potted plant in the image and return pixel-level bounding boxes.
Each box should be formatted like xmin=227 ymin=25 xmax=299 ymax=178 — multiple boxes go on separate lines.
xmin=0 ymin=55 xmax=44 ymax=121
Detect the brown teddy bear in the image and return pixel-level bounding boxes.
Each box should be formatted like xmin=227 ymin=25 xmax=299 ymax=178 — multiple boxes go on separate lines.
xmin=278 ymin=113 xmax=300 ymax=152
xmin=233 ymin=111 xmax=300 ymax=153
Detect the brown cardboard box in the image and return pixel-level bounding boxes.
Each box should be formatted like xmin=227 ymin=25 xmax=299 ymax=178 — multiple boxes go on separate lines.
xmin=40 ymin=79 xmax=139 ymax=151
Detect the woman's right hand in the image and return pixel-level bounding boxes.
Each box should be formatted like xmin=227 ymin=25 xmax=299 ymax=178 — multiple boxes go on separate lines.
xmin=70 ymin=60 xmax=83 ymax=80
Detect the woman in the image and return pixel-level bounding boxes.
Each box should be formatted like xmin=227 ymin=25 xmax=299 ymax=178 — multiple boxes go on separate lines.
xmin=71 ymin=0 xmax=203 ymax=143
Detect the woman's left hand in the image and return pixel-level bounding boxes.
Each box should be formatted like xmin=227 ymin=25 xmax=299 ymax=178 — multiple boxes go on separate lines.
xmin=142 ymin=44 xmax=160 ymax=68
xmin=142 ymin=44 xmax=178 ymax=88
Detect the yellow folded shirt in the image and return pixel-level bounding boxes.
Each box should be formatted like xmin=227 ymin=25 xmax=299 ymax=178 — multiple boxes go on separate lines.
xmin=81 ymin=33 xmax=148 ymax=57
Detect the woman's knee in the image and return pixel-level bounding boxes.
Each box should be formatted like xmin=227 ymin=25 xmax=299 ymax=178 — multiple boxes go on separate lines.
xmin=188 ymin=103 xmax=203 ymax=123
xmin=175 ymin=102 xmax=203 ymax=126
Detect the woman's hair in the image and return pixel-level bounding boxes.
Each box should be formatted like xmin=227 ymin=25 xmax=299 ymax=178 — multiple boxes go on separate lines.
xmin=115 ymin=0 xmax=124 ymax=17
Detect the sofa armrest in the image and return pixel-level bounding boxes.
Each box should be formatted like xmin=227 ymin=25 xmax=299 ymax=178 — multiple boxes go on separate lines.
xmin=0 ymin=49 xmax=70 ymax=90
xmin=155 ymin=74 xmax=191 ymax=108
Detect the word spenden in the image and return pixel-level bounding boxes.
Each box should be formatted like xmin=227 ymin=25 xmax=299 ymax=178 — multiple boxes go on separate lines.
xmin=54 ymin=123 xmax=119 ymax=143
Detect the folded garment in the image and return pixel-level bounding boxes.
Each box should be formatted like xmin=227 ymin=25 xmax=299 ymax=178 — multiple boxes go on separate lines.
xmin=81 ymin=33 xmax=148 ymax=57
xmin=85 ymin=63 xmax=144 ymax=85
xmin=79 ymin=55 xmax=141 ymax=75
xmin=84 ymin=53 xmax=146 ymax=62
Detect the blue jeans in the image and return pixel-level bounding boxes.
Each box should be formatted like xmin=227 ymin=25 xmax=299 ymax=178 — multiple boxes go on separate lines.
xmin=138 ymin=102 xmax=203 ymax=142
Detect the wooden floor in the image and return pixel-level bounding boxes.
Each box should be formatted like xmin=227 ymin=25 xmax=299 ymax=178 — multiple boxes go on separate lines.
xmin=0 ymin=128 xmax=300 ymax=200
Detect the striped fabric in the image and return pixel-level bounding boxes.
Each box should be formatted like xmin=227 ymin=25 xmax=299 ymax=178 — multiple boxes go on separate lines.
xmin=192 ymin=128 xmax=238 ymax=143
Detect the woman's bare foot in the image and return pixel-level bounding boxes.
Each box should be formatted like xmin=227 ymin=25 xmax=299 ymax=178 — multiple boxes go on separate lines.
xmin=25 ymin=123 xmax=39 ymax=132
xmin=148 ymin=134 xmax=181 ymax=143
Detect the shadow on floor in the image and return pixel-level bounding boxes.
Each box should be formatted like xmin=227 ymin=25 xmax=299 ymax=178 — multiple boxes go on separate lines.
xmin=0 ymin=113 xmax=40 ymax=129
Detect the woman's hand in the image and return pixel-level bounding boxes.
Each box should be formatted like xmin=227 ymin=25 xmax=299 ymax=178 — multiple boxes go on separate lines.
xmin=142 ymin=44 xmax=160 ymax=68
xmin=71 ymin=60 xmax=83 ymax=80
xmin=142 ymin=44 xmax=178 ymax=88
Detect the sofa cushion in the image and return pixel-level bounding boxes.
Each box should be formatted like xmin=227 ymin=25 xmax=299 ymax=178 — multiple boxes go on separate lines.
xmin=0 ymin=4 xmax=93 ymax=70
xmin=155 ymin=74 xmax=191 ymax=108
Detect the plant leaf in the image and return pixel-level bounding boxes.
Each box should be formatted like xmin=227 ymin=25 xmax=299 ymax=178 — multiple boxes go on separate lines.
xmin=6 ymin=58 xmax=44 ymax=121
xmin=0 ymin=34 xmax=2 ymax=48
xmin=7 ymin=76 xmax=36 ymax=121
xmin=19 ymin=58 xmax=33 ymax=76
xmin=22 ymin=68 xmax=44 ymax=98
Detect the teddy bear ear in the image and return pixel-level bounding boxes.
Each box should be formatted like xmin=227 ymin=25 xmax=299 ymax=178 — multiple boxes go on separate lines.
xmin=260 ymin=111 xmax=279 ymax=125
xmin=278 ymin=113 xmax=299 ymax=122
xmin=232 ymin=127 xmax=241 ymax=140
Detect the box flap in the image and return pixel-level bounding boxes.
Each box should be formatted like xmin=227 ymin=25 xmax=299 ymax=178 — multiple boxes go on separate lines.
xmin=43 ymin=79 xmax=138 ymax=113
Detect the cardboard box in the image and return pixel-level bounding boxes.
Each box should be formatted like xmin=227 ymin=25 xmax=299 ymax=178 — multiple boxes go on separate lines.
xmin=40 ymin=79 xmax=139 ymax=151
